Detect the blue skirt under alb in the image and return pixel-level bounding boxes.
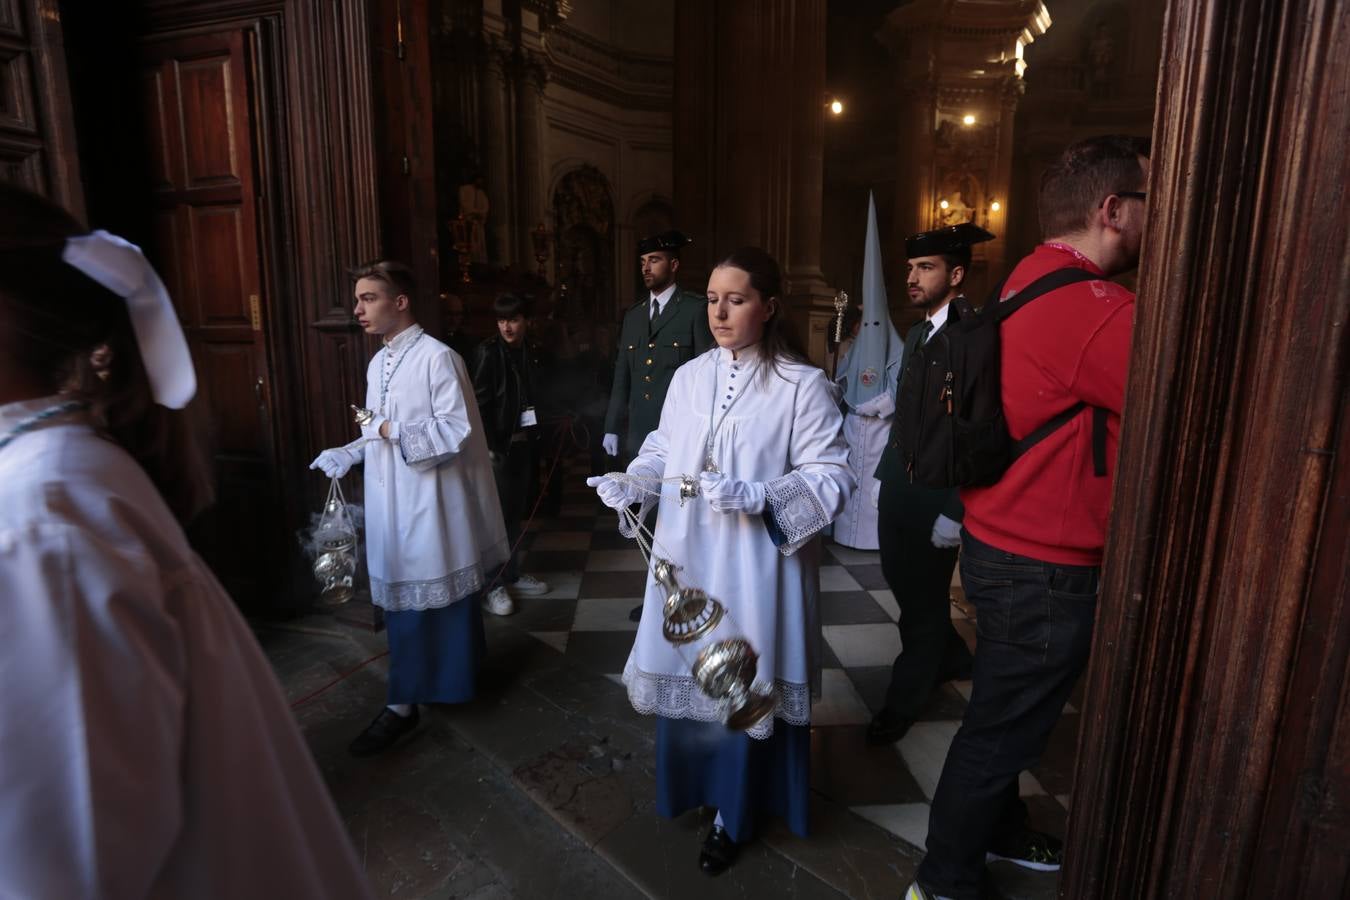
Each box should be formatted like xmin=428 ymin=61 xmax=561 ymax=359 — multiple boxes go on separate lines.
xmin=655 ymin=716 xmax=811 ymax=842
xmin=384 ymin=596 xmax=484 ymax=705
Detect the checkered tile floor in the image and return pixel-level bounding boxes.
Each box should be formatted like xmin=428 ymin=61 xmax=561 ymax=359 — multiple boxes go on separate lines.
xmin=513 ymin=459 xmax=1080 ymax=851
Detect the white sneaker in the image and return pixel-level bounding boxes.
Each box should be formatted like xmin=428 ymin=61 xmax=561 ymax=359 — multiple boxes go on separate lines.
xmin=510 ymin=574 xmax=550 ymax=596
xmin=483 ymin=586 xmax=515 ymax=616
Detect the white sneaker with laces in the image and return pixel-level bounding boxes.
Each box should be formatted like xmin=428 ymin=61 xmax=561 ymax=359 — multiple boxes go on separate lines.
xmin=483 ymin=586 xmax=515 ymax=616
xmin=510 ymin=574 xmax=550 ymax=596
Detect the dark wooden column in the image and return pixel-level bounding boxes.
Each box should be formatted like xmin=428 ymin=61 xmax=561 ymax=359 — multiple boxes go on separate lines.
xmin=1061 ymin=0 xmax=1349 ymax=896
xmin=368 ymin=0 xmax=442 ymax=333
xmin=672 ymin=0 xmax=835 ymax=363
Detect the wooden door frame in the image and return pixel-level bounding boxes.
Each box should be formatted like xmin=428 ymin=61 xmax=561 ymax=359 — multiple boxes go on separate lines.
xmin=1061 ymin=0 xmax=1349 ymax=894
xmin=138 ymin=0 xmax=384 ymax=613
xmin=2 ymin=0 xmax=85 ymax=213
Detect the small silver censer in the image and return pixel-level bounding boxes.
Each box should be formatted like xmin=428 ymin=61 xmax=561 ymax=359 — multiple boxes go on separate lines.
xmin=311 ymin=479 xmax=359 ymax=606
xmin=652 ymin=558 xmax=776 ymax=730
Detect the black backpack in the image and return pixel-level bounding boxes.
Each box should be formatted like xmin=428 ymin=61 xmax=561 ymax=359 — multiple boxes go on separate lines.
xmin=894 ymin=268 xmax=1110 ymax=489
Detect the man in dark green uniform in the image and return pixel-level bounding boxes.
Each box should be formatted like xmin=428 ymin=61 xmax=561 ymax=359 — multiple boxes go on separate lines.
xmin=602 ymin=230 xmax=714 ymax=460
xmin=604 ymin=230 xmax=713 ymax=621
xmin=867 ymin=223 xmax=994 ymax=745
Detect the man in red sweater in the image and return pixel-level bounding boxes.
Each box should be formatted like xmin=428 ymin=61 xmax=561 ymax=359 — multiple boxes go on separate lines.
xmin=908 ymin=135 xmax=1151 ymax=900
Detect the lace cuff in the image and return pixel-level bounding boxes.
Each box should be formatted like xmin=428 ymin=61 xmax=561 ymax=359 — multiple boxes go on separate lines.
xmin=399 ymin=419 xmax=450 ymax=470
xmin=764 ymin=471 xmax=830 ymax=556
xmin=622 ymin=659 xmax=811 ymax=740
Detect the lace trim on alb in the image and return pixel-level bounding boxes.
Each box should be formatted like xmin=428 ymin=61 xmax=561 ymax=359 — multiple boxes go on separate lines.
xmin=371 ymin=539 xmax=510 ymax=611
xmin=398 ymin=419 xmax=440 ymax=465
xmin=764 ymin=471 xmax=830 ymax=556
xmin=622 ymin=658 xmax=812 ymax=740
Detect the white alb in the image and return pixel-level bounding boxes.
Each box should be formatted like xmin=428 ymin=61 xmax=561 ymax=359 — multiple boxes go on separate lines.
xmin=620 ymin=345 xmax=855 ymax=739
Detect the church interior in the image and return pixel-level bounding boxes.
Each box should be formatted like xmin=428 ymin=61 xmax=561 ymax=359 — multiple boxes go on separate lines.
xmin=3 ymin=0 xmax=1345 ymax=897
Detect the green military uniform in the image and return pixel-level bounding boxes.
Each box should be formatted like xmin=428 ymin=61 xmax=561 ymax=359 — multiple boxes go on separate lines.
xmin=605 ymin=287 xmax=714 ymax=456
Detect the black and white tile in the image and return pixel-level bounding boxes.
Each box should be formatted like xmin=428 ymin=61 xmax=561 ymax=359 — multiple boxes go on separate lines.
xmin=513 ymin=458 xmax=1077 ymax=851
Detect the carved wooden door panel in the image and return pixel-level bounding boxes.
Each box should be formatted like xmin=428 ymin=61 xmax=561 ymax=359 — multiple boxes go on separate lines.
xmin=0 ymin=0 xmax=83 ymax=211
xmin=141 ymin=29 xmax=283 ymax=606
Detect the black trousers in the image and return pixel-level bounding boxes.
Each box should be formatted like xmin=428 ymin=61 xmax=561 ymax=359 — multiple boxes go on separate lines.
xmin=876 ymin=485 xmax=969 ymax=721
xmin=491 ymin=438 xmax=539 ymax=585
xmin=917 ymin=530 xmax=1099 ymax=899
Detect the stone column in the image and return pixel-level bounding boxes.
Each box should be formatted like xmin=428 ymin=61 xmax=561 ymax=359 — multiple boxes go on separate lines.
xmin=890 ymin=73 xmax=938 ymax=287
xmin=784 ymin=0 xmax=840 ymax=367
xmin=672 ymin=0 xmax=836 ymax=365
xmin=785 ymin=0 xmax=828 ymax=293
xmin=514 ymin=52 xmax=549 ymax=270
xmin=477 ymin=35 xmax=513 ymax=266
xmin=983 ymin=78 xmax=1023 ymax=284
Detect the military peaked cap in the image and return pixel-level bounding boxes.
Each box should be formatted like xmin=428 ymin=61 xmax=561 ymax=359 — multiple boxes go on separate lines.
xmin=637 ymin=230 xmax=693 ymax=256
xmin=905 ymin=222 xmax=995 ymax=259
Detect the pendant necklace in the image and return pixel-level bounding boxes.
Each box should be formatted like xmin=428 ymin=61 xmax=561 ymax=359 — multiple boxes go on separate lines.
xmin=703 ymin=353 xmax=758 ymax=473
xmin=379 ymin=328 xmax=424 ymax=415
xmin=0 ymin=399 xmax=88 ymax=452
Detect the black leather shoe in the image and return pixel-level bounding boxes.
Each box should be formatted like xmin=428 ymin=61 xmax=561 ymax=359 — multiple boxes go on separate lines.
xmin=866 ymin=711 xmax=915 ymax=746
xmin=698 ymin=824 xmax=738 ymax=876
xmin=628 ymin=604 xmax=643 ymax=623
xmin=349 ymin=706 xmax=420 ymax=757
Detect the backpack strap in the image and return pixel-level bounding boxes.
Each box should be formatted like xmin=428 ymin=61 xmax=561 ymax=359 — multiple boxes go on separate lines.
xmin=993 ymin=267 xmax=1112 ymax=475
xmin=1011 ymin=401 xmax=1087 ymax=462
xmin=991 ymin=267 xmax=1100 ymax=322
xmin=1092 ymin=407 xmax=1109 ymax=477
xmin=1009 ymin=402 xmax=1111 ymax=475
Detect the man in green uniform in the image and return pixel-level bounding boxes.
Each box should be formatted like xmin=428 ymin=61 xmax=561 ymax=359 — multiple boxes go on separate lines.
xmin=603 ymin=230 xmax=714 ymax=460
xmin=868 ymin=223 xmax=993 ymax=745
xmin=603 ymin=230 xmax=713 ymax=621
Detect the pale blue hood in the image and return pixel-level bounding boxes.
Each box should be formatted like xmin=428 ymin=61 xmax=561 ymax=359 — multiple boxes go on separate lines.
xmin=836 ymin=191 xmax=903 ymax=410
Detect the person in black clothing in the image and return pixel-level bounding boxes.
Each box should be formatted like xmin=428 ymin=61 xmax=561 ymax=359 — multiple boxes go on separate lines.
xmin=471 ymin=293 xmax=551 ymax=616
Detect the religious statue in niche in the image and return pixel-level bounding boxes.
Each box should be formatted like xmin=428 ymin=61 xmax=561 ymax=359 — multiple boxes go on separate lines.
xmin=934 ymin=170 xmax=983 ymax=229
xmin=941 ymin=192 xmax=975 ymax=227
xmin=554 ymin=167 xmax=613 ymax=239
xmin=457 ymin=175 xmax=490 ymax=264
xmin=551 ymin=165 xmax=615 ymax=321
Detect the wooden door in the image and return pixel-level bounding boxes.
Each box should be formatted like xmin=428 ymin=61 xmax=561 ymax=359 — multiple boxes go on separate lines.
xmin=140 ymin=29 xmax=282 ymax=607
xmin=0 ymin=0 xmax=83 ymax=211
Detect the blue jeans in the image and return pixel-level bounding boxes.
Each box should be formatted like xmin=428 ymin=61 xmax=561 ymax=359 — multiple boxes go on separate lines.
xmin=916 ymin=531 xmax=1100 ymax=899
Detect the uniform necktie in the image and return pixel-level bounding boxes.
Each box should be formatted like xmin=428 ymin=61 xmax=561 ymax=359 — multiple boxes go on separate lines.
xmin=907 ymin=320 xmax=932 ymax=357
xmin=650 ymin=298 xmax=660 ymax=320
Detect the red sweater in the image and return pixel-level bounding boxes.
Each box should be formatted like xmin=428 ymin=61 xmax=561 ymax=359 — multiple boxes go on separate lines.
xmin=960 ymin=243 xmax=1135 ymax=566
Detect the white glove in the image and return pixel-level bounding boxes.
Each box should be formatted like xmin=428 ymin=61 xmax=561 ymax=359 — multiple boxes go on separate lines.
xmin=699 ymin=471 xmax=767 ymax=515
xmin=871 ymin=480 xmax=881 ymax=509
xmin=602 ymin=433 xmax=619 ymax=457
xmin=931 ymin=514 xmax=962 ymax=549
xmin=361 ymin=415 xmax=390 ymax=441
xmin=586 ymin=475 xmax=641 ymax=510
xmin=854 ymin=393 xmax=895 ymax=418
xmin=310 ymin=447 xmax=361 ymax=479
